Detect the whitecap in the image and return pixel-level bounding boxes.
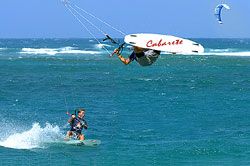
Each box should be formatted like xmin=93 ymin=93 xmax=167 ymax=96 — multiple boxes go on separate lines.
xmin=20 ymin=47 xmax=101 ymax=55
xmin=0 ymin=48 xmax=7 ymax=51
xmin=20 ymin=48 xmax=58 ymax=55
xmin=201 ymin=51 xmax=250 ymax=57
xmin=95 ymin=44 xmax=112 ymax=49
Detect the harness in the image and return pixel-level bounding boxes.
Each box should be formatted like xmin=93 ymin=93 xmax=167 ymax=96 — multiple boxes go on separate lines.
xmin=71 ymin=117 xmax=86 ymax=130
xmin=68 ymin=110 xmax=87 ymax=137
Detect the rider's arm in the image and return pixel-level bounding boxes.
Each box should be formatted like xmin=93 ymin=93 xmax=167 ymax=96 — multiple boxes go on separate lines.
xmin=114 ymin=48 xmax=134 ymax=65
xmin=68 ymin=114 xmax=75 ymax=123
xmin=117 ymin=53 xmax=132 ymax=65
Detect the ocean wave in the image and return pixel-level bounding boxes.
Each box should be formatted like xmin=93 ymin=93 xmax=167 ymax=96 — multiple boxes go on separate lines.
xmin=95 ymin=43 xmax=112 ymax=49
xmin=0 ymin=48 xmax=7 ymax=51
xmin=201 ymin=51 xmax=250 ymax=57
xmin=0 ymin=123 xmax=62 ymax=149
xmin=161 ymin=50 xmax=250 ymax=57
xmin=20 ymin=47 xmax=101 ymax=55
xmin=137 ymin=78 xmax=153 ymax=81
xmin=207 ymin=48 xmax=236 ymax=53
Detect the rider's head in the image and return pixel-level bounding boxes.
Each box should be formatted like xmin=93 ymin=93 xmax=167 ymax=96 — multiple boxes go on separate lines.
xmin=77 ymin=108 xmax=86 ymax=118
xmin=133 ymin=46 xmax=144 ymax=53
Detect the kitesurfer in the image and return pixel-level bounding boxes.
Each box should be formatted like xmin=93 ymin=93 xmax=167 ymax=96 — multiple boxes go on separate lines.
xmin=113 ymin=46 xmax=161 ymax=66
xmin=65 ymin=108 xmax=88 ymax=141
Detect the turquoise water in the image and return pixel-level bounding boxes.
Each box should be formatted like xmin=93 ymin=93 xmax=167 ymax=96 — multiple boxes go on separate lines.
xmin=0 ymin=39 xmax=250 ymax=165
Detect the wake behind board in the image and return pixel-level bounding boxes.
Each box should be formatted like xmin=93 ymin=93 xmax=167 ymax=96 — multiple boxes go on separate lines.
xmin=65 ymin=139 xmax=101 ymax=146
xmin=124 ymin=33 xmax=204 ymax=54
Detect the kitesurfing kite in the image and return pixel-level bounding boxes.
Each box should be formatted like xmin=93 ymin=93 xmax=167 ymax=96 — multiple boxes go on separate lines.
xmin=214 ymin=4 xmax=230 ymax=24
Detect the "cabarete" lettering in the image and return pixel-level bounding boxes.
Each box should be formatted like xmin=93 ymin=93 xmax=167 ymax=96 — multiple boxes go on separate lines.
xmin=146 ymin=39 xmax=183 ymax=48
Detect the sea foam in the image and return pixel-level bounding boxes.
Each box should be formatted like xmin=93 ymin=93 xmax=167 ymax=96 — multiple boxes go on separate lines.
xmin=0 ymin=123 xmax=62 ymax=149
xmin=20 ymin=47 xmax=101 ymax=55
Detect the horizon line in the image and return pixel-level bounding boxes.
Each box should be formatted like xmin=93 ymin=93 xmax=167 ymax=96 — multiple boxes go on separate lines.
xmin=0 ymin=37 xmax=250 ymax=39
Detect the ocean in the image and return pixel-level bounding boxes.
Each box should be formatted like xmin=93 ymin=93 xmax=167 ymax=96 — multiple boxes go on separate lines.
xmin=0 ymin=38 xmax=250 ymax=165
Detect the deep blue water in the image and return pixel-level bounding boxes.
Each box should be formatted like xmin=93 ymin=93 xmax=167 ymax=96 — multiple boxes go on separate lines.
xmin=0 ymin=39 xmax=250 ymax=165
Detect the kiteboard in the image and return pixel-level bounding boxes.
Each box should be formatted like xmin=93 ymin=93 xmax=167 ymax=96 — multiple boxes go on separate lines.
xmin=65 ymin=139 xmax=101 ymax=146
xmin=124 ymin=33 xmax=204 ymax=54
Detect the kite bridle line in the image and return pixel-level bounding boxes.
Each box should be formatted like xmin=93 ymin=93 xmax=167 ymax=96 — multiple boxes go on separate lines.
xmin=62 ymin=0 xmax=126 ymax=55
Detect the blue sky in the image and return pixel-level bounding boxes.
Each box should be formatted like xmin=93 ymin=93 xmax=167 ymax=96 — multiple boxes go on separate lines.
xmin=0 ymin=0 xmax=249 ymax=38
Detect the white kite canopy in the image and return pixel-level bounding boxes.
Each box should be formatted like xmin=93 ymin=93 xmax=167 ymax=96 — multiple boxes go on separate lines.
xmin=124 ymin=33 xmax=204 ymax=54
xmin=214 ymin=4 xmax=230 ymax=24
xmin=222 ymin=4 xmax=230 ymax=9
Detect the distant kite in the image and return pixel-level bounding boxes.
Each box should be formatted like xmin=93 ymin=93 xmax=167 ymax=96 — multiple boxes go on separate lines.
xmin=214 ymin=4 xmax=230 ymax=24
